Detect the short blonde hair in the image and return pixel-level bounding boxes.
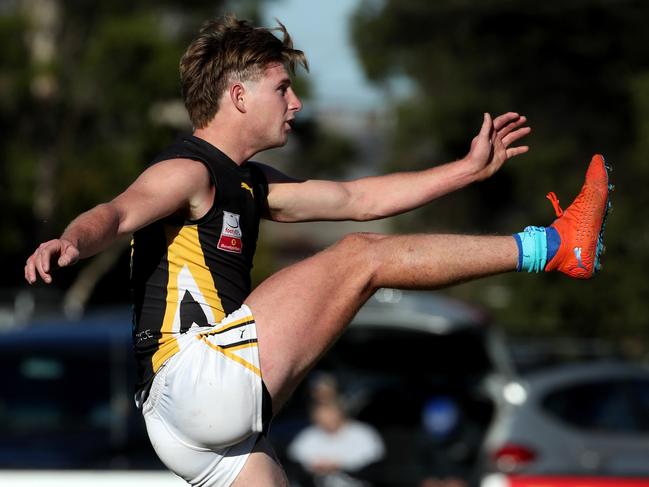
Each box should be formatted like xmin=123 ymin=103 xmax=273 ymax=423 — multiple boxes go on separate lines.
xmin=180 ymin=14 xmax=308 ymax=128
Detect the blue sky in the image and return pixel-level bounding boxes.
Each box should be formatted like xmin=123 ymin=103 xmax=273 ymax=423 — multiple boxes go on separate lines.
xmin=261 ymin=0 xmax=384 ymax=111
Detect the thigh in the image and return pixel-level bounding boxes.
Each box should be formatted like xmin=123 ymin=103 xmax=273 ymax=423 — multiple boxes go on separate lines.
xmin=231 ymin=436 xmax=289 ymax=487
xmin=144 ymin=306 xmax=267 ymax=449
xmin=142 ymin=307 xmax=278 ymax=486
xmin=144 ymin=406 xmax=259 ymax=486
xmin=245 ymin=233 xmax=383 ymax=412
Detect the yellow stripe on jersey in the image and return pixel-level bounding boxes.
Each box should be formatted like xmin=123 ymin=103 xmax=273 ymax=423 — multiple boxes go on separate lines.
xmin=152 ymin=225 xmax=226 ymax=372
xmin=198 ymin=335 xmax=261 ymax=377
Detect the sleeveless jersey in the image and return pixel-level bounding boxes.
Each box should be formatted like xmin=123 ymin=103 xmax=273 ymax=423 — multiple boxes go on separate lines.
xmin=130 ymin=134 xmax=269 ymax=393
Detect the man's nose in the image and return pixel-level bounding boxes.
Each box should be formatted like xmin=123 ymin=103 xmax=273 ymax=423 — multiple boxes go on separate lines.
xmin=288 ymin=87 xmax=302 ymax=112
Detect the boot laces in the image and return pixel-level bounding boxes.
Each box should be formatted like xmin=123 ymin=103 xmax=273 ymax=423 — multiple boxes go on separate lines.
xmin=546 ymin=192 xmax=564 ymax=217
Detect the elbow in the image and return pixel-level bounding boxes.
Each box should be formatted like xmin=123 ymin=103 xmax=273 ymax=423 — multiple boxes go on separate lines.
xmin=340 ymin=208 xmax=386 ymax=222
xmin=345 ymin=192 xmax=387 ymax=221
xmin=351 ymin=199 xmax=391 ymax=221
xmin=101 ymin=202 xmax=130 ymax=236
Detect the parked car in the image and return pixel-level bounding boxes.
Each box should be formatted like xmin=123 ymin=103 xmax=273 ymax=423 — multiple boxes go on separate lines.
xmin=480 ymin=361 xmax=649 ymax=483
xmin=482 ymin=473 xmax=649 ymax=487
xmin=0 ymin=307 xmax=184 ymax=485
xmin=0 ymin=290 xmax=504 ymax=486
xmin=0 ymin=289 xmax=527 ymax=487
xmin=270 ymin=288 xmax=509 ymax=487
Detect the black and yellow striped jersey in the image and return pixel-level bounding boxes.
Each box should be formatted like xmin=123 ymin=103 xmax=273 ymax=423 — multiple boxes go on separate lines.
xmin=130 ymin=135 xmax=268 ymax=393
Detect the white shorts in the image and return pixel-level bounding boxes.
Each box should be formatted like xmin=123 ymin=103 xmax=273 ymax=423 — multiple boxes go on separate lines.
xmin=142 ymin=305 xmax=271 ymax=486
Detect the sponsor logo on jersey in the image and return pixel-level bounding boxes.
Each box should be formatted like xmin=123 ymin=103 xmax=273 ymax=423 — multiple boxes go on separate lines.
xmin=218 ymin=211 xmax=243 ymax=253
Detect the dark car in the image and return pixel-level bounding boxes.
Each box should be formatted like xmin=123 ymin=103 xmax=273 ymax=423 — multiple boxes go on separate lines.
xmin=270 ymin=288 xmax=509 ymax=487
xmin=0 ymin=307 xmax=161 ymax=471
xmin=1 ymin=290 xmax=506 ymax=486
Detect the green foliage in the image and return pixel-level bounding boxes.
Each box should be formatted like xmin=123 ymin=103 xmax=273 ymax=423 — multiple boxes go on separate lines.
xmin=0 ymin=14 xmax=37 ymax=260
xmin=351 ymin=0 xmax=649 ymax=335
xmin=0 ymin=1 xmax=231 ymax=287
xmin=287 ymin=119 xmax=357 ymax=179
xmin=1 ymin=1 xmax=349 ymax=300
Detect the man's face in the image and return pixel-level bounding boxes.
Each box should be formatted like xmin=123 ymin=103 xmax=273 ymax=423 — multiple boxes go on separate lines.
xmin=243 ymin=63 xmax=302 ymax=150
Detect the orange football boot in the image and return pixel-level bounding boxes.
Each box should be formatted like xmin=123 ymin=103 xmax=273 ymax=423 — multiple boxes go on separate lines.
xmin=544 ymin=154 xmax=612 ymax=279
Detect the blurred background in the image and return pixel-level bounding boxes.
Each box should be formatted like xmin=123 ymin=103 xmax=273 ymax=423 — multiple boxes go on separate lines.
xmin=1 ymin=0 xmax=649 ymax=486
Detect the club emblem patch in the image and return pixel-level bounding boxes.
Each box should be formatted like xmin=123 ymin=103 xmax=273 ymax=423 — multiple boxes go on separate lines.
xmin=217 ymin=211 xmax=243 ymax=254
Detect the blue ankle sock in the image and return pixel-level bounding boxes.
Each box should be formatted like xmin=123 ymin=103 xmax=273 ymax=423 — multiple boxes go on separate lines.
xmin=545 ymin=226 xmax=560 ymax=262
xmin=513 ymin=226 xmax=561 ymax=273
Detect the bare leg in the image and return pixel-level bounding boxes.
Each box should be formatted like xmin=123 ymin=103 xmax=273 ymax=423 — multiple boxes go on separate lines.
xmin=245 ymin=232 xmax=518 ymax=411
xmin=231 ymin=436 xmax=288 ymax=487
xmin=236 ymin=233 xmax=516 ymax=485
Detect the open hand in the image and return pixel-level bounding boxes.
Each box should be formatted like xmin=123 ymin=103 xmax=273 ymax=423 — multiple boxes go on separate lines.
xmin=464 ymin=112 xmax=531 ymax=181
xmin=24 ymin=238 xmax=80 ymax=284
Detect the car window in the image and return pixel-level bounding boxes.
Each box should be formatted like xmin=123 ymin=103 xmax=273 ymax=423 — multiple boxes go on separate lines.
xmin=1 ymin=347 xmax=114 ymax=435
xmin=541 ymin=379 xmax=649 ymax=434
xmin=325 ymin=326 xmax=493 ymax=377
xmin=630 ymin=379 xmax=649 ymax=430
xmin=0 ymin=334 xmax=158 ymax=469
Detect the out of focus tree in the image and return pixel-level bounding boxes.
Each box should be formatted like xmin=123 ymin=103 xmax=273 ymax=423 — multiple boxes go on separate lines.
xmin=351 ymin=0 xmax=649 ymax=337
xmin=0 ymin=1 xmax=357 ymax=315
xmin=1 ymin=1 xmax=227 ymax=296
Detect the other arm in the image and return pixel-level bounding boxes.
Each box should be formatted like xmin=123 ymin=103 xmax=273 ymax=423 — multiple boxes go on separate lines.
xmin=263 ymin=112 xmax=530 ymax=222
xmin=25 ymin=158 xmax=212 ymax=284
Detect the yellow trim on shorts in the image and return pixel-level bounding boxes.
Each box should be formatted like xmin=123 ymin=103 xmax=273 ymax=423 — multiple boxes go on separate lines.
xmin=222 ymin=342 xmax=258 ymax=353
xmin=198 ymin=335 xmax=261 ymax=377
xmin=203 ymin=314 xmax=255 ymax=335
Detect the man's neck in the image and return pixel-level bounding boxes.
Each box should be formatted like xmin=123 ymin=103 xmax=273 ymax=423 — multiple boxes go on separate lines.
xmin=193 ymin=125 xmax=255 ymax=166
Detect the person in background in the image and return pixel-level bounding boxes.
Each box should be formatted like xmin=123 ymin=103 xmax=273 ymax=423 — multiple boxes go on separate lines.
xmin=24 ymin=13 xmax=611 ymax=487
xmin=288 ymin=397 xmax=385 ymax=487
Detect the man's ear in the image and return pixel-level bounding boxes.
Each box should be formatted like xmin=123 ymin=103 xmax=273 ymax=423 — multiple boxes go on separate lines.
xmin=230 ymin=83 xmax=246 ymax=113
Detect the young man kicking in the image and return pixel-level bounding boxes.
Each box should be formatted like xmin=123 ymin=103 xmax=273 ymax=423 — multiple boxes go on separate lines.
xmin=24 ymin=15 xmax=611 ymax=487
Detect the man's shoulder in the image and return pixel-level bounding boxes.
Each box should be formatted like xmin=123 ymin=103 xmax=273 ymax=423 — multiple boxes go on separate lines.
xmin=150 ymin=134 xmax=193 ymax=163
xmin=148 ymin=156 xmax=209 ymax=171
xmin=141 ymin=157 xmax=211 ymax=189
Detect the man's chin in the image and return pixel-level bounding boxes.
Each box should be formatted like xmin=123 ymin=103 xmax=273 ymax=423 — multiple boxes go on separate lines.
xmin=268 ymin=135 xmax=290 ymax=150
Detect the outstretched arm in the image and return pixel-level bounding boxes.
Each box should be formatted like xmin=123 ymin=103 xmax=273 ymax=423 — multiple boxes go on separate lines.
xmin=262 ymin=112 xmax=530 ymax=222
xmin=25 ymin=158 xmax=212 ymax=284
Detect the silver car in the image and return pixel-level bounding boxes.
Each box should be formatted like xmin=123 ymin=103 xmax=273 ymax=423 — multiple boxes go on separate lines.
xmin=480 ymin=361 xmax=649 ymax=480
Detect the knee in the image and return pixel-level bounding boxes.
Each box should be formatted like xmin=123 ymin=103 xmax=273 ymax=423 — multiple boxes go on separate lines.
xmin=334 ymin=232 xmax=385 ymax=253
xmin=331 ymin=233 xmax=385 ymax=285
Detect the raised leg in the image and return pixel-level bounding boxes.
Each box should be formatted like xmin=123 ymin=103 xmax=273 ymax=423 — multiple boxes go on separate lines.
xmin=235 ymin=232 xmax=516 ymax=486
xmin=245 ymin=232 xmax=518 ymax=411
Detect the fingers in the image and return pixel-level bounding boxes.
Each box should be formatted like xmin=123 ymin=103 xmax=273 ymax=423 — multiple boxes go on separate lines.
xmin=466 ymin=111 xmax=530 ymax=176
xmin=493 ymin=113 xmax=531 ymax=153
xmin=24 ymin=252 xmax=52 ymax=285
xmin=470 ymin=112 xmax=494 ymax=152
xmin=58 ymin=245 xmax=79 ymax=268
xmin=24 ymin=256 xmax=36 ymax=284
xmin=497 ymin=115 xmax=527 ymax=138
xmin=502 ymin=126 xmax=532 ymax=147
xmin=36 ymin=243 xmax=56 ymax=284
xmin=492 ymin=113 xmax=531 ymax=160
xmin=492 ymin=112 xmax=521 ymax=131
xmin=479 ymin=112 xmax=493 ymax=139
xmin=506 ymin=145 xmax=530 ymax=158
xmin=24 ymin=239 xmax=68 ymax=285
